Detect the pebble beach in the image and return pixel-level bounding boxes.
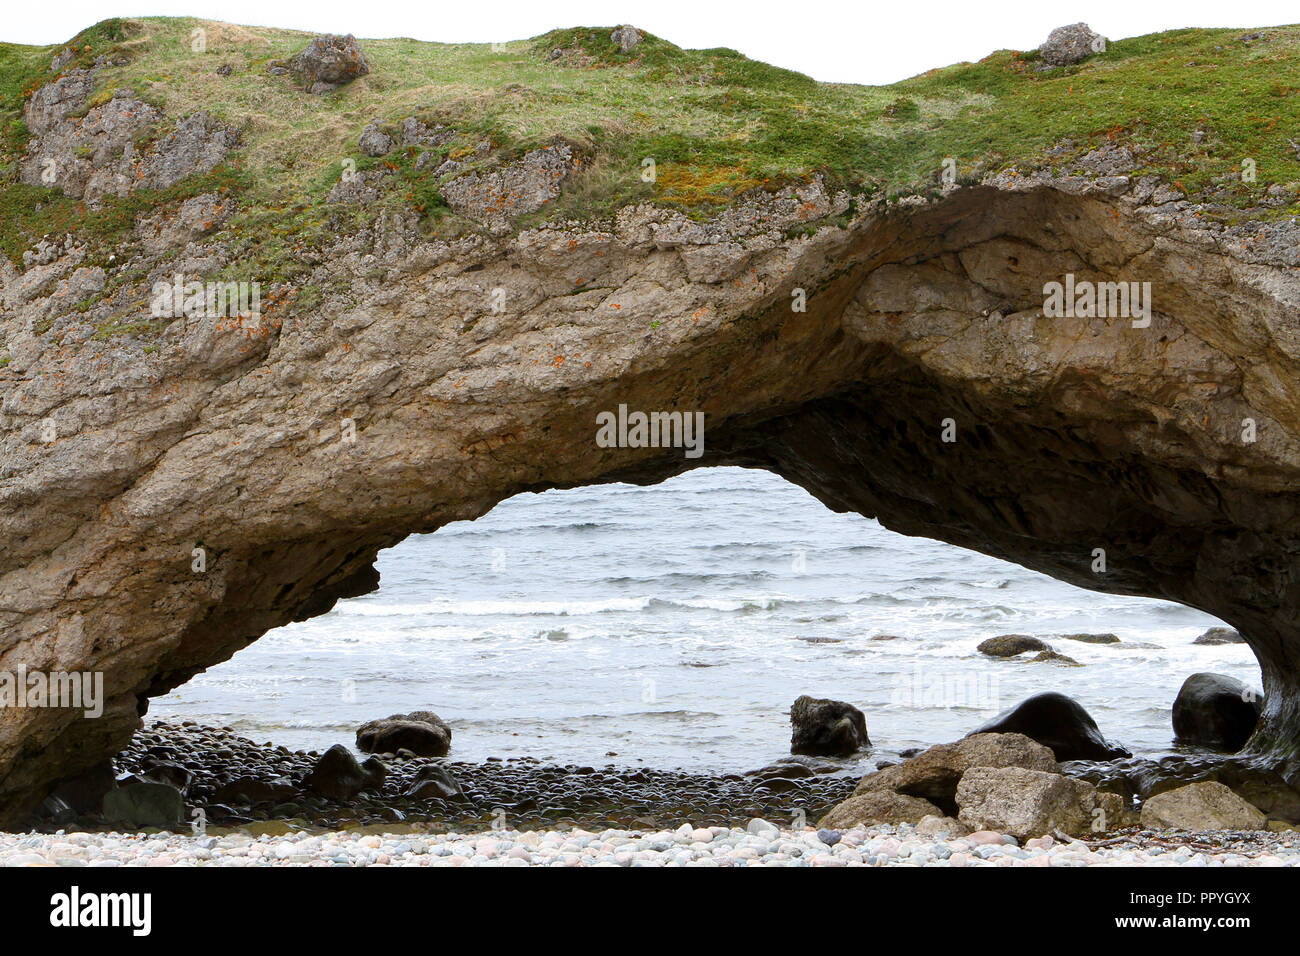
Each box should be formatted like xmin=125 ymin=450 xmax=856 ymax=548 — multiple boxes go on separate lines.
xmin=5 ymin=821 xmax=1299 ymax=867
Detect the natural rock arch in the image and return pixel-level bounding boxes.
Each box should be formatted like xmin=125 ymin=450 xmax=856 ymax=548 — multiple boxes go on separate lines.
xmin=3 ymin=177 xmax=1300 ymax=824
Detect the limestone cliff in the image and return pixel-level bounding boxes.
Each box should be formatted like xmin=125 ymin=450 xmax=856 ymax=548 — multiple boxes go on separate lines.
xmin=1 ymin=18 xmax=1300 ymax=824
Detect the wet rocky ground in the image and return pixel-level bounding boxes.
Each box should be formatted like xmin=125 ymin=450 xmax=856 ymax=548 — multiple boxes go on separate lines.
xmin=89 ymin=721 xmax=859 ymax=834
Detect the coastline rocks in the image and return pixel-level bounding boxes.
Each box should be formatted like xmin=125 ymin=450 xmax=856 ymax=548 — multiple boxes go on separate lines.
xmin=406 ymin=765 xmax=462 ymax=800
xmin=357 ymin=712 xmax=452 ymax=757
xmin=1058 ymin=633 xmax=1120 ymax=644
xmin=213 ymin=776 xmax=297 ymax=805
xmin=854 ymin=733 xmax=1058 ymax=815
xmin=103 ymin=781 xmax=184 ymax=828
xmin=1139 ymin=781 xmax=1267 ymax=831
xmin=1194 ymin=627 xmax=1245 ymax=645
xmin=1038 ymin=23 xmax=1104 ymax=66
xmin=1172 ymin=673 xmax=1263 ymax=752
xmin=790 ymin=695 xmax=870 ymax=756
xmin=955 ymin=766 xmax=1122 ymax=839
xmin=288 ymin=34 xmax=371 ymax=94
xmin=977 ymin=635 xmax=1049 ymax=657
xmin=971 ymin=692 xmax=1130 ymax=761
xmin=819 ymin=791 xmax=941 ymax=829
xmin=303 ymin=745 xmax=386 ymax=800
xmin=1032 ymin=650 xmax=1081 ymax=666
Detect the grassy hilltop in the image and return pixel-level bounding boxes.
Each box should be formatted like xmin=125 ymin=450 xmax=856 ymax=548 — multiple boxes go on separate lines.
xmin=0 ymin=17 xmax=1298 ymax=270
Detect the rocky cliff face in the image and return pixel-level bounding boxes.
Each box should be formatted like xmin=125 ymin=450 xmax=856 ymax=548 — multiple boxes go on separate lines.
xmin=2 ymin=21 xmax=1300 ymax=825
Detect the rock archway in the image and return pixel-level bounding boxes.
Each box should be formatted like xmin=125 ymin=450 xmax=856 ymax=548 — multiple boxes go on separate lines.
xmin=3 ymin=176 xmax=1300 ymax=824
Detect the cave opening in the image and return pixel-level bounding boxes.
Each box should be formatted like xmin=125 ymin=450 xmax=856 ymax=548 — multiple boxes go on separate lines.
xmin=147 ymin=466 xmax=1250 ymax=772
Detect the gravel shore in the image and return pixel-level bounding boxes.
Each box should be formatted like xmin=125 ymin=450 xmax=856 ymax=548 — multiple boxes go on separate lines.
xmin=4 ymin=821 xmax=1299 ymax=867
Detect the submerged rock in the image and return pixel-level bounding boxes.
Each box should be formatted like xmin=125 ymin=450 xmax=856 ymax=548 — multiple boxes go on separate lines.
xmin=971 ymin=692 xmax=1130 ymax=762
xmin=1172 ymin=673 xmax=1263 ymax=752
xmin=977 ymin=634 xmax=1050 ymax=657
xmin=789 ymin=695 xmax=870 ymax=757
xmin=1194 ymin=627 xmax=1245 ymax=645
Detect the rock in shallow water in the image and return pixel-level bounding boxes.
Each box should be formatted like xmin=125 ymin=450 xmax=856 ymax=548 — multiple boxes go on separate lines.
xmin=1172 ymin=673 xmax=1263 ymax=752
xmin=789 ymin=695 xmax=870 ymax=757
xmin=357 ymin=712 xmax=451 ymax=757
xmin=977 ymin=634 xmax=1050 ymax=657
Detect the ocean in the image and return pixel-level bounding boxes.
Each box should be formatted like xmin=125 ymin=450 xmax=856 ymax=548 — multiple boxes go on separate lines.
xmin=151 ymin=466 xmax=1260 ymax=772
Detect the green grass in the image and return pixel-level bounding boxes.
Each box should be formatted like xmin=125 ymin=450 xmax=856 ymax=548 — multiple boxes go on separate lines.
xmin=1 ymin=17 xmax=1298 ymax=272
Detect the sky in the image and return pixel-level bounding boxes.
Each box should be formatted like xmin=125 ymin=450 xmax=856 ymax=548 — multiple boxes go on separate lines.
xmin=3 ymin=0 xmax=1295 ymax=84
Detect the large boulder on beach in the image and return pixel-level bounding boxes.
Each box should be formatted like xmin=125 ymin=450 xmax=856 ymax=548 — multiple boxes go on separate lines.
xmin=955 ymin=766 xmax=1122 ymax=839
xmin=790 ymin=695 xmax=870 ymax=756
xmin=971 ymin=692 xmax=1130 ymax=761
xmin=102 ymin=781 xmax=185 ymax=828
xmin=303 ymin=744 xmax=386 ymax=800
xmin=1138 ymin=781 xmax=1267 ymax=830
xmin=977 ymin=634 xmax=1049 ymax=657
xmin=288 ymin=34 xmax=370 ymax=94
xmin=854 ymin=732 xmax=1058 ymax=815
xmin=357 ymin=711 xmax=452 ymax=757
xmin=819 ymin=790 xmax=941 ymax=829
xmin=1172 ymin=674 xmax=1262 ymax=752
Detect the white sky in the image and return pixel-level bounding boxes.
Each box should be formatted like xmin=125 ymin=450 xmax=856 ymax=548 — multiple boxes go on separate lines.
xmin=3 ymin=0 xmax=1295 ymax=85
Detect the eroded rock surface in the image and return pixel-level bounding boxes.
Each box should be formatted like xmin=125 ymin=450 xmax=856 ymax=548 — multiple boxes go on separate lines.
xmin=4 ymin=124 xmax=1300 ymax=824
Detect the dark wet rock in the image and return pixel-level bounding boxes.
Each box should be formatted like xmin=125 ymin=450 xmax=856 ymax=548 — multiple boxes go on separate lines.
xmin=405 ymin=765 xmax=461 ymax=800
xmin=1058 ymin=632 xmax=1120 ymax=644
xmin=288 ymin=34 xmax=370 ymax=94
xmin=977 ymin=634 xmax=1049 ymax=657
xmin=790 ymin=695 xmax=870 ymax=757
xmin=103 ymin=781 xmax=184 ymax=828
xmin=357 ymin=712 xmax=451 ymax=757
xmin=1038 ymin=22 xmax=1104 ymax=67
xmin=1194 ymin=627 xmax=1245 ymax=645
xmin=855 ymin=732 xmax=1058 ymax=816
xmin=48 ymin=760 xmax=116 ymax=814
xmin=1064 ymin=753 xmax=1300 ymax=823
xmin=1032 ymin=649 xmax=1081 ymax=665
xmin=303 ymin=744 xmax=386 ymax=800
xmin=1172 ymin=673 xmax=1263 ymax=752
xmin=140 ymin=759 xmax=193 ymax=794
xmin=212 ymin=776 xmax=297 ymax=805
xmin=971 ymin=692 xmax=1130 ymax=762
